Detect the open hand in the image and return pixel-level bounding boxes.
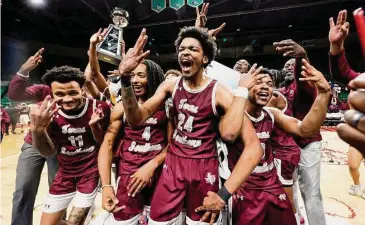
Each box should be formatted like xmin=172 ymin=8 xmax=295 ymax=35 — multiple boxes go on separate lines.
xmin=118 ymin=29 xmax=150 ymax=76
xmin=329 ymin=10 xmax=349 ymax=48
xmin=195 ymin=3 xmax=209 ymax=28
xmin=239 ymin=63 xmax=264 ymax=89
xmin=273 ymin=39 xmax=307 ymax=58
xmin=127 ymin=159 xmax=158 ymax=197
xmin=299 ymin=59 xmax=330 ymax=93
xmin=89 ymin=104 xmax=104 ymax=127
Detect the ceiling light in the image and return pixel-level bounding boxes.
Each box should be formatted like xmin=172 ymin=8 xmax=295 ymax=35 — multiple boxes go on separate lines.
xmin=237 ymin=28 xmax=241 ymax=31
xmin=29 ymin=0 xmax=45 ymax=7
xmin=288 ymin=24 xmax=293 ymax=28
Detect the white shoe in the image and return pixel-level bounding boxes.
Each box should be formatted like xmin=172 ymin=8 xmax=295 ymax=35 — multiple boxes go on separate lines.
xmin=348 ymin=184 xmax=363 ymax=197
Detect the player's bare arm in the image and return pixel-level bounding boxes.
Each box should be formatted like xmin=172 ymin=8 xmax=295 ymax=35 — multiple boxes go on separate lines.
xmin=196 ymin=115 xmax=262 ymax=225
xmin=30 ymin=96 xmax=60 ymax=158
xmin=127 ymin=120 xmax=173 ymax=197
xmin=269 ymin=59 xmax=331 ymax=137
xmin=84 ymin=63 xmax=101 ymax=99
xmin=89 ymin=28 xmax=109 ymax=93
xmin=98 ymin=102 xmax=124 ymax=213
xmin=217 ymin=64 xmax=264 ymax=141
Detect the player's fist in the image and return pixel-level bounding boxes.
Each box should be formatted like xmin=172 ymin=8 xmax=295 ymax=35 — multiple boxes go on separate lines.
xmin=30 ymin=96 xmax=59 ymax=131
xmin=101 ymin=186 xmax=125 ymax=213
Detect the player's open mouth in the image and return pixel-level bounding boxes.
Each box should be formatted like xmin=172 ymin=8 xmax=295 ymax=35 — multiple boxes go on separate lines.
xmin=133 ymin=85 xmax=143 ymax=93
xmin=180 ymin=59 xmax=193 ymax=72
xmin=258 ymin=92 xmax=269 ymax=100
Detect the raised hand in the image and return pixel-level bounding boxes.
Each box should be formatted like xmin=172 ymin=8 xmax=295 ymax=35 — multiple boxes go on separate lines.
xmin=208 ymin=23 xmax=226 ymax=38
xmin=19 ymin=48 xmax=44 ymax=74
xmin=299 ymin=59 xmax=330 ymax=93
xmin=239 ymin=63 xmax=264 ymax=89
xmin=89 ymin=104 xmax=104 ymax=127
xmin=127 ymin=159 xmax=158 ymax=197
xmin=195 ymin=3 xmax=209 ymax=28
xmin=329 ymin=10 xmax=349 ymax=51
xmin=102 ymin=186 xmax=125 ymax=213
xmin=90 ymin=28 xmax=108 ymax=45
xmin=118 ymin=28 xmax=150 ymax=76
xmin=273 ymin=39 xmax=307 ymax=58
xmin=29 ymin=95 xmax=59 ymax=131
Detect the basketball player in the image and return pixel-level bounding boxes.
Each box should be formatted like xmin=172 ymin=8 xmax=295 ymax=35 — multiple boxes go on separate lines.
xmin=198 ymin=60 xmax=331 ymax=225
xmin=30 ymin=66 xmax=111 ymax=225
xmin=0 ymin=106 xmax=10 ymax=142
xmin=266 ymin=69 xmax=301 ymax=222
xmin=233 ymin=59 xmax=251 ymax=74
xmin=98 ymin=59 xmax=168 ymax=224
xmin=117 ymin=27 xmax=263 ymax=224
xmin=327 ymin=9 xmax=365 ymax=199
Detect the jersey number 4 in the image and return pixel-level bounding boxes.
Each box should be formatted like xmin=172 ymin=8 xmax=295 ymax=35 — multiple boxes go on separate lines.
xmin=142 ymin=126 xmax=151 ymax=141
xmin=177 ymin=113 xmax=194 ymax=133
xmin=68 ymin=135 xmax=84 ymax=148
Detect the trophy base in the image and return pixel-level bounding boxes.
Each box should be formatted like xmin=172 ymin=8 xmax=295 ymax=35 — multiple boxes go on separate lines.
xmin=97 ymin=51 xmax=121 ymax=66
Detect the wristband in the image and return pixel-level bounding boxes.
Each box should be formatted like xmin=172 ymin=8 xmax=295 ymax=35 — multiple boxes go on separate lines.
xmin=17 ymin=72 xmax=30 ymax=79
xmin=120 ymin=76 xmax=131 ymax=87
xmin=101 ymin=184 xmax=113 ymax=190
xmin=217 ymin=186 xmax=232 ymax=203
xmin=234 ymin=87 xmax=249 ymax=99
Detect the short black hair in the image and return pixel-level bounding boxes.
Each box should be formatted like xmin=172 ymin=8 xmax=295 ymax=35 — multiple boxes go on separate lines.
xmin=164 ymin=69 xmax=182 ymax=78
xmin=143 ymin=59 xmax=165 ymax=98
xmin=175 ymin=26 xmax=217 ymax=68
xmin=260 ymin=68 xmax=280 ymax=87
xmin=42 ymin=66 xmax=86 ymax=88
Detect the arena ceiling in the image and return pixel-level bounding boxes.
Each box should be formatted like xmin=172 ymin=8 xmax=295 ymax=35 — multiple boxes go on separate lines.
xmin=2 ymin=0 xmax=364 ymax=53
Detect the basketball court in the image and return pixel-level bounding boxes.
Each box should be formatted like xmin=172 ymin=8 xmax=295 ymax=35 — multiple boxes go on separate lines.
xmin=1 ymin=129 xmax=364 ymax=225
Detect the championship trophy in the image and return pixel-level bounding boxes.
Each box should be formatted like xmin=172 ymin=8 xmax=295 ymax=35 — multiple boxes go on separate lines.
xmin=96 ymin=7 xmax=129 ymax=65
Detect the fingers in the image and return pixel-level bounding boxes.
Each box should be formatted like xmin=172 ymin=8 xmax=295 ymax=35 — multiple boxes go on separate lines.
xmin=128 ymin=179 xmax=141 ymax=196
xmin=283 ymin=50 xmax=295 ymax=57
xmin=200 ymin=211 xmax=211 ymax=222
xmin=273 ymin=39 xmax=293 ymax=47
xmin=347 ymin=90 xmax=365 ymax=113
xmin=301 ymin=58 xmax=311 ymax=69
xmin=133 ymin=28 xmax=147 ymax=52
xmin=113 ymin=205 xmax=126 ymax=213
xmin=34 ymin=48 xmax=44 ymax=57
xmin=203 ymin=3 xmax=209 ymax=15
xmin=132 ymin=181 xmax=145 ymax=197
xmin=196 ymin=5 xmax=200 ymax=16
xmin=252 ymin=66 xmax=263 ymax=76
xmin=101 ymin=28 xmax=108 ymax=37
xmin=348 ymin=73 xmax=365 ymax=89
xmin=209 ymin=212 xmax=217 ymax=225
xmin=344 ymin=110 xmax=365 ymax=132
xmin=341 ymin=22 xmax=350 ymax=34
xmin=299 ymin=77 xmax=318 ymax=82
xmin=50 ymin=105 xmax=61 ymax=115
xmin=336 ymin=10 xmax=343 ymax=26
xmin=213 ymin=23 xmax=226 ymax=36
xmin=46 ymin=98 xmax=59 ymax=114
xmin=195 ymin=206 xmax=206 ymax=212
xmin=337 ymin=123 xmax=365 ymax=153
xmin=137 ymin=50 xmax=150 ymax=61
xmin=120 ymin=39 xmax=126 ymax=57
xmin=247 ymin=63 xmax=258 ymax=74
xmin=342 ymin=9 xmax=347 ymax=25
xmin=127 ymin=176 xmax=137 ymax=190
xmin=39 ymin=95 xmax=51 ymax=112
xmin=329 ymin=17 xmax=335 ymax=28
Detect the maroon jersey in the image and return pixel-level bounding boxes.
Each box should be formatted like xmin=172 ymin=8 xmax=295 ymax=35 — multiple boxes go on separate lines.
xmin=48 ymin=98 xmax=111 ymax=177
xmin=228 ymin=108 xmax=281 ymax=190
xmin=169 ymin=77 xmax=220 ymax=158
xmin=271 ymin=91 xmax=301 ymax=164
xmin=118 ymin=109 xmax=168 ymax=174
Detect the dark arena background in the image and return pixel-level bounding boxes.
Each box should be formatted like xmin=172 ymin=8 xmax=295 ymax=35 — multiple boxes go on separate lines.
xmin=1 ymin=0 xmax=365 ymax=225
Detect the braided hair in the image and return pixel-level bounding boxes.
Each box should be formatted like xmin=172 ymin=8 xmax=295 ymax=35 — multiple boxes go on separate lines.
xmin=143 ymin=59 xmax=165 ymax=98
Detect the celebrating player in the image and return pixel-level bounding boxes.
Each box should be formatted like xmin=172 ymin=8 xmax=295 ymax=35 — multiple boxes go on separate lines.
xmin=97 ymin=59 xmax=169 ymax=224
xmin=117 ymin=26 xmax=263 ymax=224
xmin=30 ymin=66 xmax=110 ymax=225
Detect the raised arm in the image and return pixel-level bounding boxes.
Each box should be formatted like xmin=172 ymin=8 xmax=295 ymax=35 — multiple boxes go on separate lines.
xmin=99 ymin=102 xmax=124 ymax=213
xmin=328 ymin=10 xmax=360 ymax=83
xmin=217 ymin=64 xmax=263 ymax=141
xmin=84 ymin=63 xmax=101 ymax=99
xmin=8 ymin=48 xmax=51 ymax=102
xmin=118 ymin=29 xmax=170 ymax=127
xmin=30 ymin=96 xmax=60 ymax=157
xmin=270 ymin=59 xmax=331 ymax=137
xmin=194 ymin=2 xmax=225 ymax=38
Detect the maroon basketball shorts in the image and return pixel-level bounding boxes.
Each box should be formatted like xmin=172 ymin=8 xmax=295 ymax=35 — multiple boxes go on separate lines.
xmin=43 ymin=170 xmax=99 ymax=213
xmin=274 ymin=158 xmax=298 ymax=186
xmin=232 ymin=187 xmax=296 ymax=225
xmin=149 ymin=152 xmax=219 ymax=224
xmin=112 ymin=169 xmax=161 ymax=223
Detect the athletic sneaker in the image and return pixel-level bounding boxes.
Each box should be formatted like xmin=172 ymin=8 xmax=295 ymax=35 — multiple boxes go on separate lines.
xmin=348 ymin=184 xmax=363 ymax=197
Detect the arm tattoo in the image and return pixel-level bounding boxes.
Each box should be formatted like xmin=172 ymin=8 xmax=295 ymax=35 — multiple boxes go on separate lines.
xmin=121 ymin=86 xmax=139 ymax=111
xmin=32 ymin=130 xmax=55 ymax=157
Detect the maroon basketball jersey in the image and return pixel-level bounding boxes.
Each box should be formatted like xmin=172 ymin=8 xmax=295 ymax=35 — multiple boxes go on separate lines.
xmin=279 ymin=83 xmax=296 ymax=117
xmin=118 ymin=109 xmax=168 ymax=174
xmin=271 ymin=91 xmax=301 ymax=164
xmin=169 ymin=77 xmax=220 ymax=158
xmin=228 ymin=108 xmax=281 ymax=190
xmin=48 ymin=98 xmax=111 ymax=177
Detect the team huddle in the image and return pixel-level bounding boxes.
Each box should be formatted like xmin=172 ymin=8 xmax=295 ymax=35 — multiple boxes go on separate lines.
xmin=9 ymin=4 xmax=365 ymax=225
